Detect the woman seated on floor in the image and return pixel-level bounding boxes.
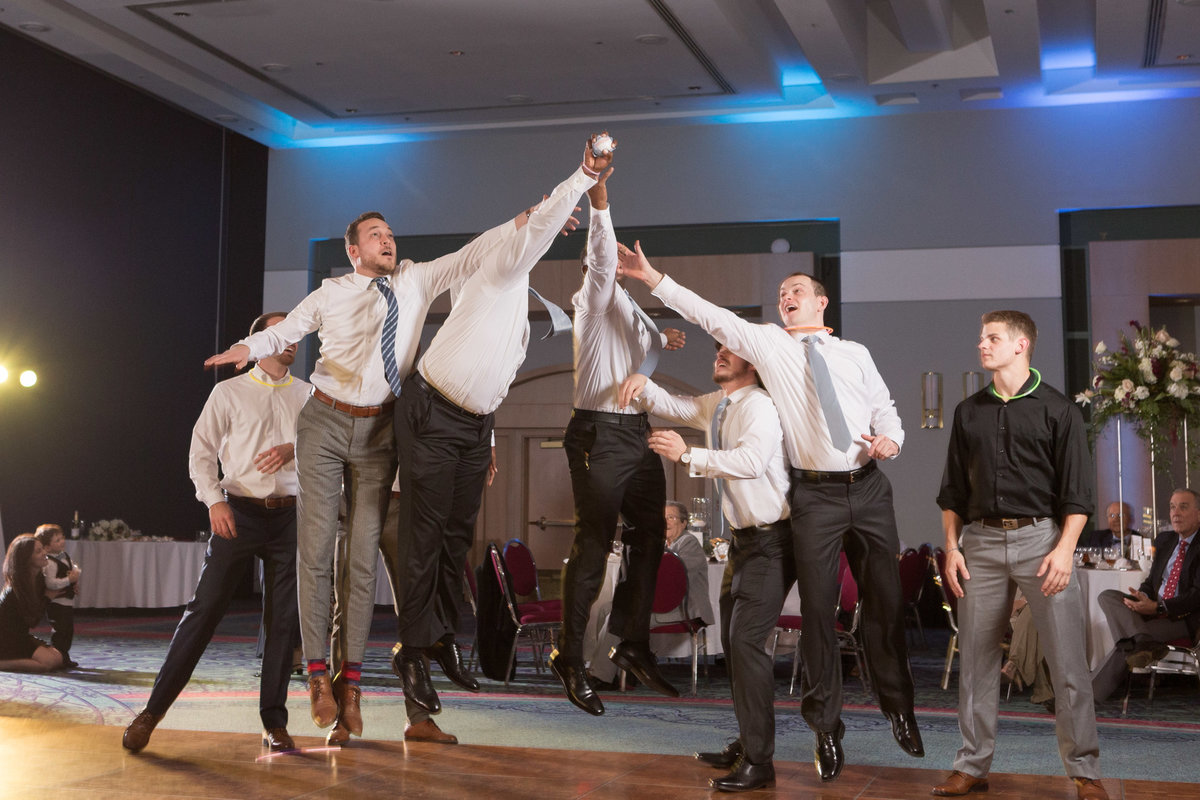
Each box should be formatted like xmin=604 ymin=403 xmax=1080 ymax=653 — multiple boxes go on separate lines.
xmin=0 ymin=533 xmax=64 ymax=673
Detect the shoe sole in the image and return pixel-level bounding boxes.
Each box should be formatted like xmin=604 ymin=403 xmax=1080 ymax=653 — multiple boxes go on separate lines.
xmin=609 ymin=648 xmax=680 ymax=698
xmin=710 ymin=778 xmax=775 ymax=792
xmin=931 ymin=782 xmax=990 ymax=796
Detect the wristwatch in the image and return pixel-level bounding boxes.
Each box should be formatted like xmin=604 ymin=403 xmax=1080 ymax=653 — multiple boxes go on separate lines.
xmin=680 ymin=450 xmax=692 ymax=465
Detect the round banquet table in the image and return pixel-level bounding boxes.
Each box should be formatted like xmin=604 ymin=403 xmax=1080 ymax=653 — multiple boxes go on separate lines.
xmin=63 ymin=539 xmax=209 ymax=608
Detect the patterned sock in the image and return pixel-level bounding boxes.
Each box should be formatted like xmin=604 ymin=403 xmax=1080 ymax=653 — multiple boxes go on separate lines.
xmin=340 ymin=661 xmax=362 ymax=686
xmin=307 ymin=660 xmax=328 ymax=677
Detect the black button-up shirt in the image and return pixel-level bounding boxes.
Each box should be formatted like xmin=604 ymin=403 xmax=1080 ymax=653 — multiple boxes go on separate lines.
xmin=937 ymin=369 xmax=1094 ymax=522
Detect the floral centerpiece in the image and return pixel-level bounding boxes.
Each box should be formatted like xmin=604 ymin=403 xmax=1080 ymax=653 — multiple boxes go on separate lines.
xmin=87 ymin=518 xmax=139 ymax=541
xmin=1075 ymin=321 xmax=1200 ymax=473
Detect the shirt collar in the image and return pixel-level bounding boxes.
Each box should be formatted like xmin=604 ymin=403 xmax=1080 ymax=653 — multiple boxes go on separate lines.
xmin=347 ymin=271 xmax=385 ymax=289
xmin=249 ymin=364 xmax=294 ymax=387
xmin=725 ymin=384 xmax=758 ymax=404
xmin=986 ymin=368 xmax=1042 ymax=402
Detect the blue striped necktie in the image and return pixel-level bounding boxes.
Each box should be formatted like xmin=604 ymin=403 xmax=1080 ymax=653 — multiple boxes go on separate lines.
xmin=373 ymin=277 xmax=404 ymax=396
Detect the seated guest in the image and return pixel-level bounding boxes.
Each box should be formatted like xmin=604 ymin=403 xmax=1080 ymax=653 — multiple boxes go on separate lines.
xmin=651 ymin=501 xmax=715 ymax=628
xmin=35 ymin=523 xmax=81 ymax=669
xmin=1092 ymin=488 xmax=1200 ymax=701
xmin=1002 ymin=590 xmax=1054 ymax=712
xmin=0 ymin=534 xmax=64 ymax=673
xmin=1077 ymin=501 xmax=1136 ymax=555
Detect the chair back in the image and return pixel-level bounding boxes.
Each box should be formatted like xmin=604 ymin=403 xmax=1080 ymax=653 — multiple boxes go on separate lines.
xmin=652 ymin=551 xmax=690 ymax=616
xmin=503 ymin=538 xmax=540 ymax=598
xmin=489 ymin=544 xmax=523 ymax=626
xmin=476 ymin=543 xmax=520 ymax=681
xmin=931 ymin=546 xmax=959 ymax=631
xmin=897 ymin=548 xmax=926 ymax=605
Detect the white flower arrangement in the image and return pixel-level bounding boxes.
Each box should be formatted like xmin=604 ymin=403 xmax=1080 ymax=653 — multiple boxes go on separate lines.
xmin=87 ymin=518 xmax=139 ymax=541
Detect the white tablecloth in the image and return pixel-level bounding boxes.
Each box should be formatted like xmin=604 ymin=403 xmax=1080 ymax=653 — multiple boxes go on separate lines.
xmin=63 ymin=540 xmax=209 ymax=608
xmin=1077 ymin=565 xmax=1148 ymax=671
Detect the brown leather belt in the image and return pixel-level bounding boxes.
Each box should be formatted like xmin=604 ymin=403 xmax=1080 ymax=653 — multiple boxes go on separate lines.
xmin=790 ymin=461 xmax=877 ymax=484
xmin=312 ymin=387 xmax=394 ymax=418
xmin=228 ymin=494 xmax=296 ymax=509
xmin=977 ymin=516 xmax=1046 ymax=530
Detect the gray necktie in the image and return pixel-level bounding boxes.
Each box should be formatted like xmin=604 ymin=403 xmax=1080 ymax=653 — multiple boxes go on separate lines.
xmin=527 ymin=287 xmax=572 ymax=340
xmin=624 ymin=287 xmax=662 ymax=376
xmin=804 ymin=335 xmax=853 ymax=451
xmin=710 ymin=396 xmax=731 ymax=540
xmin=373 ymin=277 xmax=404 ymax=396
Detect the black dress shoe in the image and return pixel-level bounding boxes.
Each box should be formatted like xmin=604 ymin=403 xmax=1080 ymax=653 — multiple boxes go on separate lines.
xmin=815 ymin=720 xmax=845 ymax=782
xmin=884 ymin=709 xmax=924 ymax=757
xmin=549 ymin=649 xmax=604 ymax=716
xmin=428 ymin=636 xmax=480 ymax=692
xmin=393 ymin=648 xmax=441 ymax=714
xmin=710 ymin=756 xmax=775 ymax=793
xmin=696 ymin=739 xmax=743 ymax=769
xmin=609 ymin=641 xmax=680 ymax=698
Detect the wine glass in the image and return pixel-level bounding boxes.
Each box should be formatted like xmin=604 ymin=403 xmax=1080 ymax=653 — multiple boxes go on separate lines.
xmin=1103 ymin=546 xmax=1119 ymax=567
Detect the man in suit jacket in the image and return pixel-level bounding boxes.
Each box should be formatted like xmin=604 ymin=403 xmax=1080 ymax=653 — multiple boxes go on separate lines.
xmin=1092 ymin=488 xmax=1200 ymax=701
xmin=651 ymin=501 xmax=715 ymax=627
xmin=1077 ymin=501 xmax=1137 ymax=555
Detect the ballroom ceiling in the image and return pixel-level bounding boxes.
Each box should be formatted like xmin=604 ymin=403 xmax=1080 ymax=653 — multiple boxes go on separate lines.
xmin=3 ymin=0 xmax=1200 ymax=147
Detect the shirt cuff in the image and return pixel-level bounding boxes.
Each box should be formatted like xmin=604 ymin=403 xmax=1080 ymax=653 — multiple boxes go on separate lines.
xmin=688 ymin=447 xmax=711 ymax=476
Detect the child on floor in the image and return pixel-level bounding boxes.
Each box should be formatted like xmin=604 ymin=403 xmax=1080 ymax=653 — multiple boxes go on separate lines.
xmin=35 ymin=524 xmax=80 ymax=669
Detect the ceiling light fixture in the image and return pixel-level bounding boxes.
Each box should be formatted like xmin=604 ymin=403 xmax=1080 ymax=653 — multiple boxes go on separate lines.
xmin=18 ymin=21 xmax=50 ymax=32
xmin=449 ymin=50 xmax=464 ymax=56
xmin=636 ymin=34 xmax=667 ymax=45
xmin=504 ymin=94 xmax=533 ymax=104
xmin=261 ymin=63 xmax=289 ymax=72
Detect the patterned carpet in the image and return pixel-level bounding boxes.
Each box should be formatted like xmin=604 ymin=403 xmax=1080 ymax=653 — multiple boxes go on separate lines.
xmin=2 ymin=602 xmax=1198 ymax=784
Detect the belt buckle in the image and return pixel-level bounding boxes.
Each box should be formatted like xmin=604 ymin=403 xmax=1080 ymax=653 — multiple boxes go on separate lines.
xmin=1002 ymin=518 xmax=1018 ymax=530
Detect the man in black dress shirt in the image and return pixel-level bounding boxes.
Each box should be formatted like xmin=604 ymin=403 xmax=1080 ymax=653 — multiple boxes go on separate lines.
xmin=934 ymin=310 xmax=1107 ymax=800
xmin=1091 ymin=488 xmax=1200 ymax=701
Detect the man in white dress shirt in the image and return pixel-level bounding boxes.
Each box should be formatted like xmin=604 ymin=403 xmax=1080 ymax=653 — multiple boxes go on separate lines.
xmin=204 ymin=200 xmax=522 ymax=741
xmin=548 ymin=160 xmax=686 ymax=716
xmin=391 ymin=137 xmax=606 ymax=716
xmin=619 ymin=244 xmax=922 ymax=782
xmin=622 ymin=343 xmax=791 ymax=792
xmin=125 ymin=313 xmax=309 ymax=753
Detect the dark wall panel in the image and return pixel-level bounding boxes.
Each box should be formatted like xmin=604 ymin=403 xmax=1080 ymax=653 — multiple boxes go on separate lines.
xmin=0 ymin=29 xmax=268 ymax=541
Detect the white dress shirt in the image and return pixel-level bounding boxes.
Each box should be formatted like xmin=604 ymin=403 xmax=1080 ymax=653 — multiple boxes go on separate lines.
xmin=652 ymin=275 xmax=904 ymax=472
xmin=188 ymin=364 xmax=311 ymax=508
xmin=419 ymin=167 xmax=596 ymax=415
xmin=640 ymin=381 xmax=790 ymax=530
xmin=572 ymin=205 xmax=665 ymax=413
xmin=237 ymin=227 xmax=512 ymax=406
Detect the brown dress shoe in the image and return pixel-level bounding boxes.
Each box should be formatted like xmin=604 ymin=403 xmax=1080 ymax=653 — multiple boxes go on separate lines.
xmin=262 ymin=727 xmax=296 ymax=752
xmin=308 ymin=673 xmax=338 ymax=729
xmin=325 ymin=719 xmax=351 ymax=747
xmin=121 ymin=711 xmax=164 ymax=752
xmin=1074 ymin=778 xmax=1110 ymax=800
xmin=333 ymin=677 xmax=363 ymax=735
xmin=931 ymin=770 xmax=989 ymax=796
xmin=404 ymin=718 xmax=458 ymax=744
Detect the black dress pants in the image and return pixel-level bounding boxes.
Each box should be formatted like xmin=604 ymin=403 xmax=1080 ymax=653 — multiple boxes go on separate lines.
xmin=146 ymin=500 xmax=298 ymax=729
xmin=45 ymin=603 xmax=74 ymax=659
xmin=558 ymin=410 xmax=665 ymax=661
xmin=394 ymin=374 xmax=493 ymax=648
xmin=788 ymin=467 xmax=914 ymax=733
xmin=719 ymin=520 xmax=795 ymax=764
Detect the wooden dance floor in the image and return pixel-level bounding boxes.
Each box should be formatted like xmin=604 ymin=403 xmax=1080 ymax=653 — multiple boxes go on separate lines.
xmin=1 ymin=717 xmax=1184 ymax=799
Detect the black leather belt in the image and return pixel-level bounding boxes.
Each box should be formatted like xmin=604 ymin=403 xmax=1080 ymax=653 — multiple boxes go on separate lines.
xmin=227 ymin=494 xmax=296 ymax=509
xmin=571 ymin=408 xmax=648 ymax=427
xmin=790 ymin=461 xmax=877 ymax=484
xmin=977 ymin=516 xmax=1046 ymax=530
xmin=732 ymin=519 xmax=791 ymax=536
xmin=412 ymin=372 xmax=489 ymax=420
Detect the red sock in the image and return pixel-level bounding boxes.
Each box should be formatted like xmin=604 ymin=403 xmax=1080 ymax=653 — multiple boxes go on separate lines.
xmin=307 ymin=660 xmax=328 ymax=677
xmin=340 ymin=661 xmax=362 ymax=685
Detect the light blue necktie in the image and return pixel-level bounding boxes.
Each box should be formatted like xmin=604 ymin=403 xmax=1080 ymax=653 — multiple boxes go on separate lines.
xmin=624 ymin=287 xmax=662 ymax=376
xmin=373 ymin=277 xmax=404 ymax=396
xmin=528 ymin=287 xmax=572 ymax=340
xmin=710 ymin=396 xmax=731 ymax=540
xmin=804 ymin=335 xmax=852 ymax=452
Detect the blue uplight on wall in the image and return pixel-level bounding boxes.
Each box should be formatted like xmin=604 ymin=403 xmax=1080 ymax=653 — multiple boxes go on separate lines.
xmin=1041 ymin=45 xmax=1097 ymax=72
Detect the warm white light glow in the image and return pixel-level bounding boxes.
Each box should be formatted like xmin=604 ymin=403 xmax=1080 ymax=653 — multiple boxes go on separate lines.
xmin=19 ymin=370 xmax=37 ymax=387
xmin=0 ymin=366 xmax=7 ymax=383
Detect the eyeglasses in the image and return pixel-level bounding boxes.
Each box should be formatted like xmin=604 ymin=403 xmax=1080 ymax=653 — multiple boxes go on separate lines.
xmin=664 ymin=515 xmax=685 ymax=522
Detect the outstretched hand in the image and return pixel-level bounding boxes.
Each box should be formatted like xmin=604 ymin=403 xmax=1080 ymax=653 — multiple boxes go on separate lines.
xmin=584 ymin=131 xmax=616 ymax=174
xmin=616 ymin=240 xmax=663 ymax=288
xmin=663 ymin=328 xmax=686 ymax=351
xmin=204 ymin=344 xmax=250 ymax=371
